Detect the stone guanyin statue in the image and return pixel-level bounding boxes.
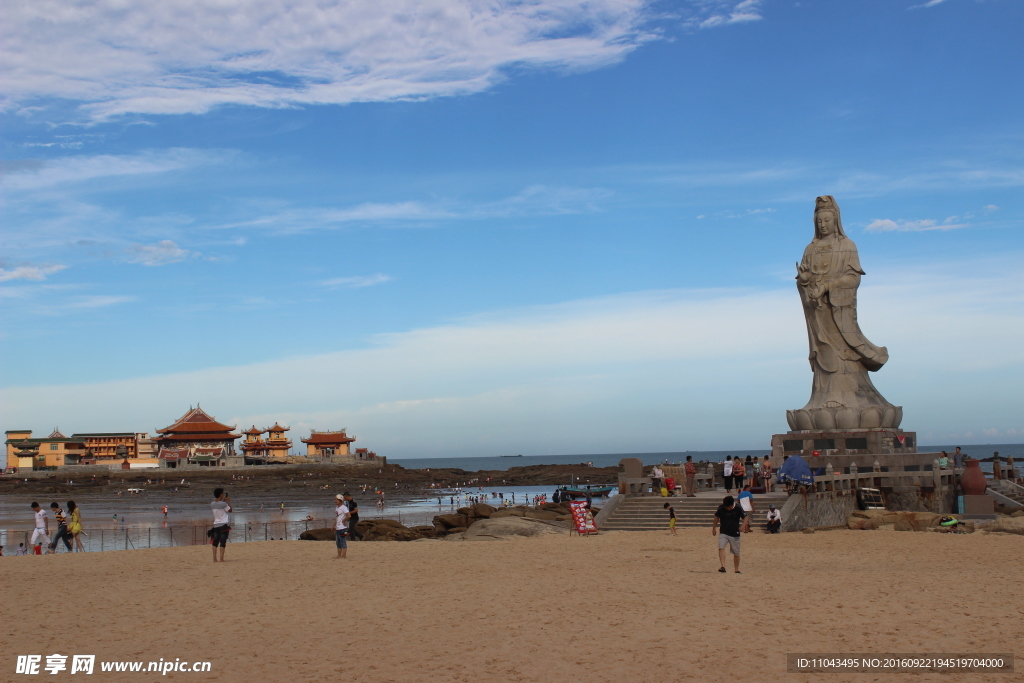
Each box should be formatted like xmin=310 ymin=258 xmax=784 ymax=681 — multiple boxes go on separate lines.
xmin=787 ymin=196 xmax=902 ymax=431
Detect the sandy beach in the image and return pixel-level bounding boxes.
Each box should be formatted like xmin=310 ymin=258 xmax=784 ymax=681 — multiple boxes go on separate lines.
xmin=2 ymin=527 xmax=1019 ymax=682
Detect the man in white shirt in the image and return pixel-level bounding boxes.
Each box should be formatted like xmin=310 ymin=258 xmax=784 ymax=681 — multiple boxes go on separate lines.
xmin=210 ymin=488 xmax=232 ymax=563
xmin=723 ymin=457 xmax=734 ymax=492
xmin=334 ymin=494 xmax=350 ymax=559
xmin=766 ymin=504 xmax=782 ymax=534
xmin=30 ymin=502 xmax=50 ymax=552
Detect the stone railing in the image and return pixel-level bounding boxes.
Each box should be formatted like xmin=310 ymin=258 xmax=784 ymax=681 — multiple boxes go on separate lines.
xmin=803 ymin=465 xmax=958 ymax=497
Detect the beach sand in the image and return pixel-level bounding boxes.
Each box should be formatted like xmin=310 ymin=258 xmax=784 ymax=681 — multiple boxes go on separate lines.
xmin=2 ymin=528 xmax=1019 ymax=682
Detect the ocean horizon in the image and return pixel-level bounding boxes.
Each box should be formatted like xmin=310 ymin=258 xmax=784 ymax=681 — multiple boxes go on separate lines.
xmin=391 ymin=443 xmax=1024 ymax=472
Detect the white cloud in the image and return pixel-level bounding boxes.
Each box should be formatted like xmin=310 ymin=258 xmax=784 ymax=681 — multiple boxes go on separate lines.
xmin=321 ymin=274 xmax=393 ymax=288
xmin=983 ymin=204 xmax=999 ymax=212
xmin=66 ymin=295 xmax=136 ymax=309
xmin=126 ymin=240 xmax=194 ymax=266
xmin=218 ymin=185 xmax=608 ymax=233
xmin=0 ymin=149 xmax=224 ymax=191
xmin=3 ymin=259 xmax=1021 ymax=456
xmin=2 ymin=0 xmax=661 ymax=120
xmin=0 ymin=264 xmax=67 ymax=282
xmin=865 ymin=218 xmax=969 ymax=233
xmin=700 ymin=0 xmax=764 ymax=28
xmin=911 ymin=0 xmax=948 ymax=8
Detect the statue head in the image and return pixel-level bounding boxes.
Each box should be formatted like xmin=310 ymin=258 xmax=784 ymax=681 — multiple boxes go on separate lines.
xmin=814 ymin=195 xmax=846 ymax=240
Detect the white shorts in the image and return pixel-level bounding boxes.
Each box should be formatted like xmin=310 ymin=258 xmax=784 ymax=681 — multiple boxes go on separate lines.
xmin=31 ymin=528 xmax=50 ymax=545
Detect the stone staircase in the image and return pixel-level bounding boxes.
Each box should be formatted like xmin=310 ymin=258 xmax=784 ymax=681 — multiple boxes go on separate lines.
xmin=994 ymin=480 xmax=1024 ymax=507
xmin=600 ymin=495 xmax=789 ymax=531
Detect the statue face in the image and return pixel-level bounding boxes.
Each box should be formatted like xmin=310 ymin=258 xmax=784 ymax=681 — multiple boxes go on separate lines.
xmin=816 ymin=210 xmax=836 ymax=236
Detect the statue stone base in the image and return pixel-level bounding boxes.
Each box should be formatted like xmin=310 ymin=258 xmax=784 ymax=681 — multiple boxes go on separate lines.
xmin=770 ymin=428 xmax=916 ymax=460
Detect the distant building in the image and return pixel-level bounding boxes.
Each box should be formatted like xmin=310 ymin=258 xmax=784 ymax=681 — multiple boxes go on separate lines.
xmin=4 ymin=429 xmax=159 ymax=470
xmin=301 ymin=429 xmax=356 ymax=462
xmin=153 ymin=406 xmax=241 ymax=468
xmin=240 ymin=423 xmax=293 ymax=464
xmin=5 ymin=429 xmax=84 ymax=469
xmin=301 ymin=429 xmax=383 ymax=465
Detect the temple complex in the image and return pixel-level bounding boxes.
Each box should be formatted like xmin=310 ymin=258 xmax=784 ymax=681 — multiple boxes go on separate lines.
xmin=153 ymin=406 xmax=242 ymax=468
xmin=240 ymin=423 xmax=293 ymax=464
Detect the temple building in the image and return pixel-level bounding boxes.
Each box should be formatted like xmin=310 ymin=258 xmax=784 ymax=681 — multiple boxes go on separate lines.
xmin=301 ymin=429 xmax=355 ymax=462
xmin=240 ymin=423 xmax=293 ymax=464
xmin=153 ymin=406 xmax=241 ymax=468
xmin=301 ymin=429 xmax=383 ymax=465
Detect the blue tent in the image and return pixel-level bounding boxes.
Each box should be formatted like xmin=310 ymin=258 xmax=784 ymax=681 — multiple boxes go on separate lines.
xmin=776 ymin=455 xmax=815 ymax=486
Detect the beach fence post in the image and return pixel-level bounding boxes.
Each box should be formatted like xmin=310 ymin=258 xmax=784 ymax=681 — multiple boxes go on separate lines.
xmin=264 ymin=523 xmax=268 ymax=541
xmin=148 ymin=527 xmax=151 ymax=549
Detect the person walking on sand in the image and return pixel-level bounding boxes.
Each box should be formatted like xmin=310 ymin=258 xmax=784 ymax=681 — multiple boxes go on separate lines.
xmin=30 ymin=502 xmax=50 ymax=554
xmin=712 ymin=495 xmax=745 ymax=574
xmin=334 ymin=494 xmax=350 ymax=560
xmin=68 ymin=501 xmax=83 ymax=551
xmin=738 ymin=485 xmax=755 ymax=533
xmin=343 ymin=492 xmax=362 ymax=541
xmin=664 ymin=502 xmax=677 ymax=535
xmin=48 ymin=502 xmax=72 ymax=553
xmin=210 ymin=488 xmax=232 ymax=563
xmin=723 ymin=456 xmax=734 ymax=493
xmin=684 ymin=456 xmax=697 ymax=497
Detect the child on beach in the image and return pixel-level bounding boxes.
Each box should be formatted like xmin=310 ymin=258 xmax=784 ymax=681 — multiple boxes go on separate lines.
xmin=664 ymin=503 xmax=677 ymax=535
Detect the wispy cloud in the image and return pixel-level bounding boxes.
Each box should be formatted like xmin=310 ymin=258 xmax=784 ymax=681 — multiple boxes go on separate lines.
xmin=910 ymin=0 xmax=949 ymax=9
xmin=218 ymin=185 xmax=609 ymax=233
xmin=700 ymin=0 xmax=764 ymax=28
xmin=321 ymin=274 xmax=393 ymax=289
xmin=126 ymin=240 xmax=195 ymax=266
xmin=0 ymin=264 xmax=67 ymax=282
xmin=66 ymin=294 xmax=136 ymax=309
xmin=865 ymin=217 xmax=970 ymax=233
xmin=0 ymin=149 xmax=226 ymax=191
xmin=2 ymin=0 xmax=661 ymax=120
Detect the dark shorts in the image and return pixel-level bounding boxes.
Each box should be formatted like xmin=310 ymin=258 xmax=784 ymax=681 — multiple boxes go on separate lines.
xmin=211 ymin=525 xmax=230 ymax=547
xmin=335 ymin=529 xmax=348 ymax=549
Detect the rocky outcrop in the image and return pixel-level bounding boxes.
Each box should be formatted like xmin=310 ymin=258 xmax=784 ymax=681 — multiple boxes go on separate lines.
xmin=299 ymin=519 xmax=434 ymax=542
xmin=443 ymin=516 xmax=568 ymax=541
xmin=846 ymin=510 xmax=975 ymax=533
xmin=299 ymin=527 xmax=336 ymax=541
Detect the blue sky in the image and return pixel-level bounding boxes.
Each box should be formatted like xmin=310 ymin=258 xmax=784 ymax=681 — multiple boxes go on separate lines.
xmin=2 ymin=0 xmax=1022 ymax=459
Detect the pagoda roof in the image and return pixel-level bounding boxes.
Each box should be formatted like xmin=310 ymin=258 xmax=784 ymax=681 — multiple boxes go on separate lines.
xmin=153 ymin=433 xmax=238 ymax=442
xmin=48 ymin=428 xmax=66 ymax=438
xmin=156 ymin=406 xmax=238 ymax=436
xmin=302 ymin=430 xmax=355 ymax=444
xmin=267 ymin=422 xmax=289 ymax=432
xmin=243 ymin=426 xmax=263 ymax=435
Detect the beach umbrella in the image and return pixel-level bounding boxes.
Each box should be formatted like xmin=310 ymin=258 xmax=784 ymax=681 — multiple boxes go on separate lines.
xmin=777 ymin=455 xmax=814 ymax=486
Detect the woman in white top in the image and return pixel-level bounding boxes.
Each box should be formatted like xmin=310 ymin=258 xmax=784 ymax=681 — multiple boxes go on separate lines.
xmin=723 ymin=457 xmax=734 ymax=493
xmin=334 ymin=494 xmax=350 ymax=559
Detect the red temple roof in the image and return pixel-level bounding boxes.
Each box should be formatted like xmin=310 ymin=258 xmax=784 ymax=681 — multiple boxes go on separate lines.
xmin=267 ymin=422 xmax=289 ymax=432
xmin=156 ymin=406 xmax=239 ymax=440
xmin=243 ymin=426 xmax=262 ymax=435
xmin=301 ymin=430 xmax=355 ymax=445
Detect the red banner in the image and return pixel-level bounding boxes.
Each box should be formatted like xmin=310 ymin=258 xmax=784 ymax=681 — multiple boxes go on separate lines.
xmin=569 ymin=501 xmax=598 ymax=535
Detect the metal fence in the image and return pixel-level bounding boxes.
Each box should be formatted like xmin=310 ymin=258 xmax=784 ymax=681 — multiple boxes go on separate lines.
xmin=0 ymin=517 xmax=342 ymax=553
